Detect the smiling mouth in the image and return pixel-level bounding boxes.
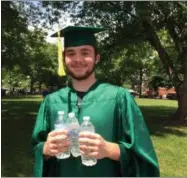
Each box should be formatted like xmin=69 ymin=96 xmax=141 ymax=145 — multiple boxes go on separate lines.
xmin=72 ymin=66 xmax=86 ymax=68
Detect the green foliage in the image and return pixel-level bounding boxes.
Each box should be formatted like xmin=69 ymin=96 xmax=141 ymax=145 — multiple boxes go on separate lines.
xmin=39 ymin=1 xmax=187 ymax=88
xmin=1 ymin=1 xmax=28 ymax=68
xmin=1 ymin=1 xmax=67 ymax=91
xmin=2 ymin=1 xmax=187 ymax=118
xmin=148 ymin=76 xmax=173 ymax=91
xmin=1 ymin=26 xmax=63 ymax=91
xmin=1 ymin=66 xmax=28 ymax=90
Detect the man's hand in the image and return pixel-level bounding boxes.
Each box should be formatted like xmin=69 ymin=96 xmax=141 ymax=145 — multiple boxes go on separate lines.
xmin=79 ymin=132 xmax=120 ymax=161
xmin=43 ymin=130 xmax=70 ymax=157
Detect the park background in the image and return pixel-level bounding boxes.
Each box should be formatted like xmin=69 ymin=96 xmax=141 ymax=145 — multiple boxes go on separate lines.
xmin=1 ymin=1 xmax=187 ymax=176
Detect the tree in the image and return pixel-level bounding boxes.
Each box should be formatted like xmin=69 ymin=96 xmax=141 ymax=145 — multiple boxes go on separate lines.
xmin=1 ymin=1 xmax=28 ymax=69
xmin=148 ymin=76 xmax=172 ymax=92
xmin=1 ymin=66 xmax=27 ymax=91
xmin=20 ymin=29 xmax=66 ymax=92
xmin=1 ymin=1 xmax=67 ymax=94
xmin=40 ymin=1 xmax=187 ymax=121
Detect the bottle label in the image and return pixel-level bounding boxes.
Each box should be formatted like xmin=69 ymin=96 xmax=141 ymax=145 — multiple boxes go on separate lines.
xmin=54 ymin=123 xmax=66 ymax=130
xmin=69 ymin=128 xmax=79 ymax=138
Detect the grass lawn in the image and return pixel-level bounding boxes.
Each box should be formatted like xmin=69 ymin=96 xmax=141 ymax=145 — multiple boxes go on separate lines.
xmin=135 ymin=98 xmax=187 ymax=176
xmin=1 ymin=96 xmax=187 ymax=176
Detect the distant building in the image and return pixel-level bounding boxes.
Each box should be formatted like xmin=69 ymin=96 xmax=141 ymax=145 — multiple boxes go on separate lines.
xmin=145 ymin=87 xmax=176 ymax=99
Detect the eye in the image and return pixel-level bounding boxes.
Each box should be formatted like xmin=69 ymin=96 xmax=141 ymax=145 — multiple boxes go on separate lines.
xmin=67 ymin=52 xmax=75 ymax=57
xmin=82 ymin=51 xmax=89 ymax=56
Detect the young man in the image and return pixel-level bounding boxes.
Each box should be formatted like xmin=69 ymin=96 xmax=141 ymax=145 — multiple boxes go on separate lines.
xmin=32 ymin=26 xmax=160 ymax=177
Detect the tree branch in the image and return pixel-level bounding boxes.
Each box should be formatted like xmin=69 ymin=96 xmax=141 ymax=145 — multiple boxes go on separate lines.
xmin=156 ymin=2 xmax=186 ymax=75
xmin=166 ymin=18 xmax=182 ymax=53
xmin=108 ymin=1 xmax=140 ymax=21
xmin=142 ymin=18 xmax=182 ymax=88
xmin=182 ymin=46 xmax=187 ymax=81
xmin=166 ymin=18 xmax=184 ymax=74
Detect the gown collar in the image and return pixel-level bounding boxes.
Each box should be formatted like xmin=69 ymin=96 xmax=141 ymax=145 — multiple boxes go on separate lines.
xmin=67 ymin=80 xmax=101 ymax=113
xmin=68 ymin=79 xmax=101 ymax=95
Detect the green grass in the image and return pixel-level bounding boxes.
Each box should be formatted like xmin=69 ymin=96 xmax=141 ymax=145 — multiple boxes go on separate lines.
xmin=1 ymin=96 xmax=187 ymax=176
xmin=1 ymin=95 xmax=42 ymax=176
xmin=136 ymin=98 xmax=187 ymax=176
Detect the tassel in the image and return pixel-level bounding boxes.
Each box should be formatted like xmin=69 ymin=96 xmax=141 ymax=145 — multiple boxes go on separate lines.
xmin=57 ymin=31 xmax=66 ymax=76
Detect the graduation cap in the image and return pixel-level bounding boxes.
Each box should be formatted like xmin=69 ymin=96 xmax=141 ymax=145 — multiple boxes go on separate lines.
xmin=51 ymin=26 xmax=105 ymax=48
xmin=51 ymin=26 xmax=104 ymax=77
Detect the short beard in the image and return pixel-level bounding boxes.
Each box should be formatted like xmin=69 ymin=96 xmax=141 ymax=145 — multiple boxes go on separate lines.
xmin=63 ymin=51 xmax=97 ymax=81
xmin=66 ymin=64 xmax=95 ymax=81
xmin=64 ymin=58 xmax=96 ymax=81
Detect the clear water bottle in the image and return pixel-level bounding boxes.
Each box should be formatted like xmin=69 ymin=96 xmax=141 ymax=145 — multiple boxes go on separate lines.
xmin=80 ymin=116 xmax=97 ymax=166
xmin=67 ymin=112 xmax=81 ymax=157
xmin=54 ymin=111 xmax=70 ymax=159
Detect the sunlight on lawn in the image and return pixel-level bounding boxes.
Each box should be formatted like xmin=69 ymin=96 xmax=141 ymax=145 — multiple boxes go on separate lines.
xmin=1 ymin=96 xmax=186 ymax=176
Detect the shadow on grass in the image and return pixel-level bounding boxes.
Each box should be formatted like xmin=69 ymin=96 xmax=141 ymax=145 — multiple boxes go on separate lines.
xmin=140 ymin=106 xmax=187 ymax=137
xmin=2 ymin=94 xmax=42 ymax=99
xmin=1 ymin=100 xmax=41 ymax=176
xmin=1 ymin=98 xmax=187 ymax=176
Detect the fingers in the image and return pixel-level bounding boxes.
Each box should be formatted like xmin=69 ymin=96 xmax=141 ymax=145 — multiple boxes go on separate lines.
xmin=79 ymin=132 xmax=102 ymax=147
xmin=49 ymin=141 xmax=70 ymax=149
xmin=45 ymin=141 xmax=70 ymax=157
xmin=48 ymin=149 xmax=59 ymax=156
xmin=78 ymin=132 xmax=106 ymax=159
xmin=49 ymin=143 xmax=58 ymax=150
xmin=79 ymin=137 xmax=101 ymax=147
xmin=48 ymin=147 xmax=69 ymax=156
xmin=80 ymin=145 xmax=98 ymax=151
xmin=81 ymin=151 xmax=98 ymax=158
xmin=43 ymin=142 xmax=59 ymax=156
xmin=48 ymin=137 xmax=70 ymax=152
xmin=79 ymin=136 xmax=100 ymax=158
xmin=79 ymin=132 xmax=100 ymax=139
xmin=79 ymin=145 xmax=98 ymax=153
xmin=44 ymin=130 xmax=71 ymax=157
xmin=80 ymin=145 xmax=99 ymax=158
xmin=48 ymin=129 xmax=70 ymax=144
xmin=58 ymin=145 xmax=69 ymax=153
xmin=49 ymin=129 xmax=68 ymax=137
xmin=49 ymin=134 xmax=69 ymax=144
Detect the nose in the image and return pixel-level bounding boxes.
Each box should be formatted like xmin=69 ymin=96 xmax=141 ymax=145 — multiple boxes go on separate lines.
xmin=74 ymin=52 xmax=82 ymax=62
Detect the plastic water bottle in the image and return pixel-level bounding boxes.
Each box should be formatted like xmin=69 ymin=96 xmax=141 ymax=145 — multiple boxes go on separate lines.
xmin=80 ymin=116 xmax=97 ymax=166
xmin=54 ymin=111 xmax=70 ymax=159
xmin=67 ymin=112 xmax=81 ymax=157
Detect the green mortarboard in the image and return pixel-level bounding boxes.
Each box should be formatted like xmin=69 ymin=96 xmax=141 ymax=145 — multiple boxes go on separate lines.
xmin=51 ymin=26 xmax=105 ymax=48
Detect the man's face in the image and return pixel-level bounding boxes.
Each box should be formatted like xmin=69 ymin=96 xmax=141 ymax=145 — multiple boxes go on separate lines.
xmin=64 ymin=45 xmax=100 ymax=81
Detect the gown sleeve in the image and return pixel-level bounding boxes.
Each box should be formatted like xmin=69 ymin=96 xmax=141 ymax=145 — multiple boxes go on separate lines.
xmin=31 ymin=97 xmax=55 ymax=177
xmin=115 ymin=87 xmax=160 ymax=177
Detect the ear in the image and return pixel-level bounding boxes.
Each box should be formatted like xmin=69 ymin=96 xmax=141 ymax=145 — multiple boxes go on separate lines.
xmin=95 ymin=54 xmax=100 ymax=64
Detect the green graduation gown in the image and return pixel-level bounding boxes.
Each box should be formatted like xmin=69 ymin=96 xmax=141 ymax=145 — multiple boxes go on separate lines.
xmin=32 ymin=81 xmax=160 ymax=177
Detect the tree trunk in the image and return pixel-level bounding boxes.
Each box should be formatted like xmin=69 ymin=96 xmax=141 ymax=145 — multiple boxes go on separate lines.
xmin=174 ymin=83 xmax=187 ymax=122
xmin=30 ymin=78 xmax=34 ymax=93
xmin=39 ymin=81 xmax=42 ymax=93
xmin=130 ymin=77 xmax=135 ymax=90
xmin=174 ymin=46 xmax=187 ymax=122
xmin=142 ymin=18 xmax=187 ymax=122
xmin=142 ymin=18 xmax=181 ymax=87
xmin=139 ymin=68 xmax=143 ymax=98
